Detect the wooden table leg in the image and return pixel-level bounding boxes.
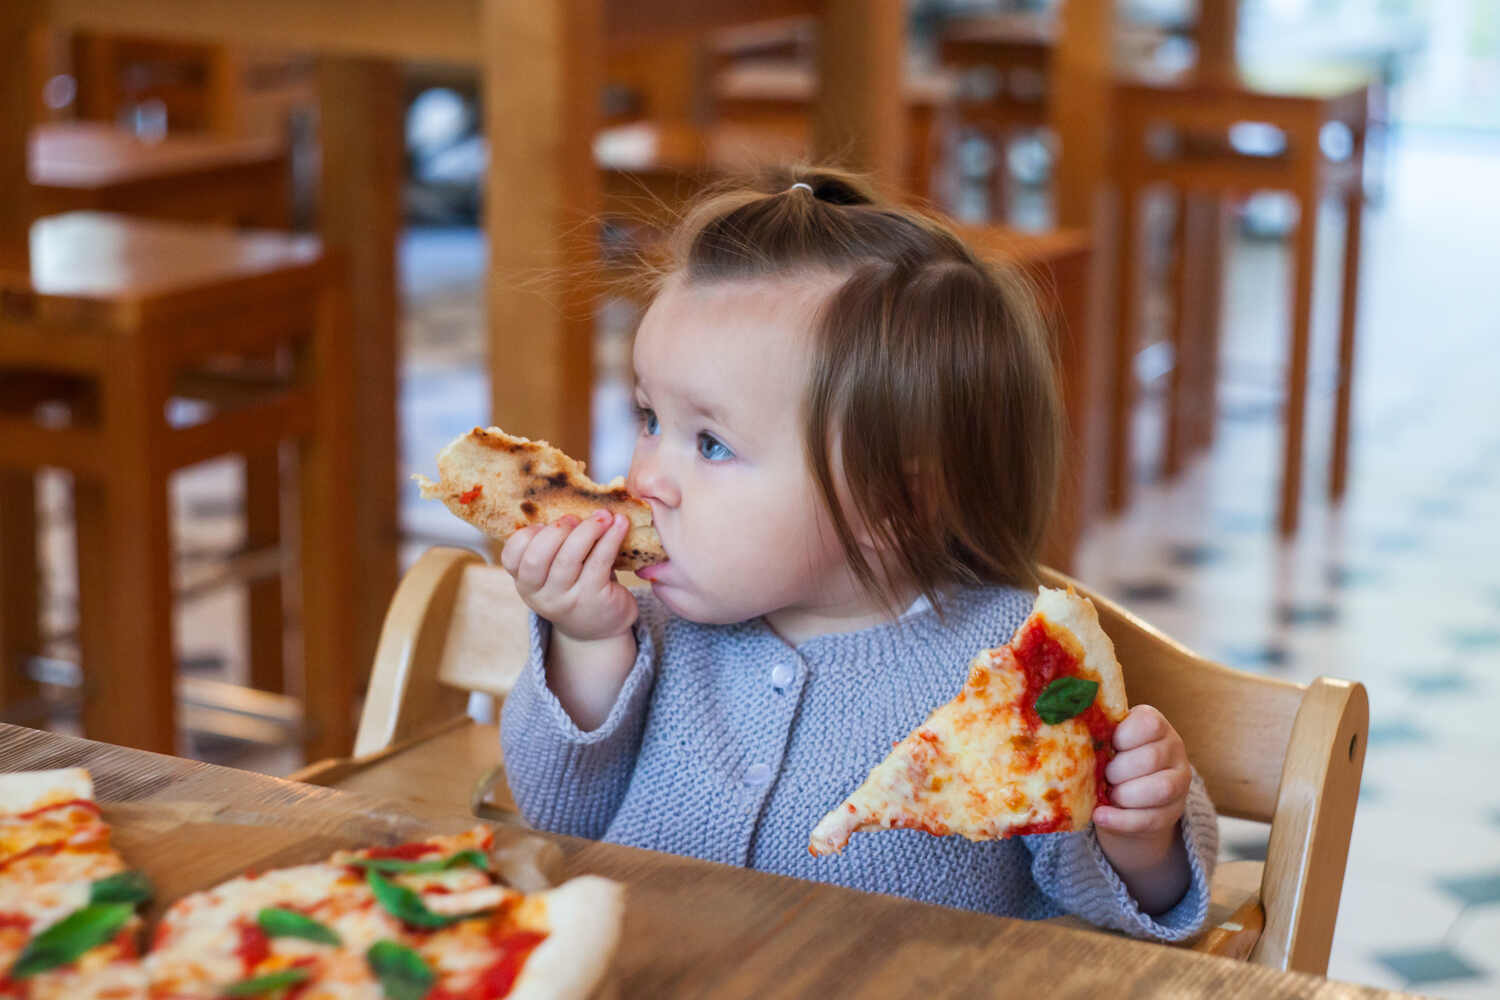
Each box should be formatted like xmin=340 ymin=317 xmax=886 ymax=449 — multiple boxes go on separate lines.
xmin=1193 ymin=201 xmax=1228 ymax=456
xmin=244 ymin=448 xmax=285 ymax=693
xmin=1281 ymin=148 xmax=1321 ymax=538
xmin=77 ymin=345 xmax=176 ymax=754
xmin=1164 ymin=190 xmax=1193 ymax=480
xmin=480 ymin=0 xmax=602 ymax=461
xmin=1330 ymin=142 xmax=1365 ymax=503
xmin=296 ymin=282 xmax=358 ymax=762
xmin=1041 ymin=243 xmax=1095 ymax=573
xmin=0 ymin=474 xmax=41 ymax=713
xmin=317 ymin=57 xmax=401 ymax=689
xmin=1107 ymin=178 xmax=1143 ymax=513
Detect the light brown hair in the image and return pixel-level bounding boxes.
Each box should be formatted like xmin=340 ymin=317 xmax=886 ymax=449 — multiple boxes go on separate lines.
xmin=649 ymin=166 xmax=1061 ymax=614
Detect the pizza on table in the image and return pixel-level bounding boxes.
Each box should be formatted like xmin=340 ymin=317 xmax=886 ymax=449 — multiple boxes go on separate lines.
xmin=0 ymin=769 xmax=622 ymax=1000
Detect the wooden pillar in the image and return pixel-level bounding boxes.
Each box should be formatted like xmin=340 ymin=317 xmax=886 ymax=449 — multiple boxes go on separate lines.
xmin=1049 ymin=0 xmax=1116 ymax=524
xmin=1048 ymin=0 xmax=1113 ymax=231
xmin=1 ymin=0 xmax=39 ymax=256
xmin=1197 ymin=0 xmax=1240 ymax=86
xmin=316 ymin=58 xmax=402 ymax=699
xmin=480 ymin=0 xmax=602 ymax=461
xmin=0 ymin=1 xmax=40 ymax=715
xmin=814 ymin=0 xmax=905 ymax=192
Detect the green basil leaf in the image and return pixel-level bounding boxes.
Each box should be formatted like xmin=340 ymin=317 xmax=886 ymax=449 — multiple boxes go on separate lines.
xmin=366 ymin=871 xmax=457 ymax=929
xmin=90 ymin=870 xmax=153 ymax=906
xmin=367 ymin=939 xmax=435 ymax=1000
xmin=11 ymin=903 xmax=134 ymax=979
xmin=220 ymin=967 xmax=312 ymax=996
xmin=346 ymin=849 xmax=490 ymax=876
xmin=1034 ymin=676 xmax=1099 ymax=725
xmin=257 ymin=908 xmax=341 ymax=946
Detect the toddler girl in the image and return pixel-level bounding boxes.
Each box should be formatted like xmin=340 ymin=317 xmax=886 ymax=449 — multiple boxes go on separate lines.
xmin=499 ymin=169 xmax=1217 ymax=940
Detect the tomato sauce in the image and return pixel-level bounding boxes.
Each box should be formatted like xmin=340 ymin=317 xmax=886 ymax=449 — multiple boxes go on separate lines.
xmin=430 ymin=930 xmax=547 ymax=1000
xmin=364 ymin=841 xmax=442 ymax=861
xmin=234 ymin=921 xmax=271 ymax=973
xmin=1011 ymin=620 xmax=1118 ymax=806
xmin=15 ymin=798 xmax=102 ymax=822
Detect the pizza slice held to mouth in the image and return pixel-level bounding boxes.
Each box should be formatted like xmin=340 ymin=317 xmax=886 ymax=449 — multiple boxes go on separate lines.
xmin=809 ymin=586 xmax=1129 ymax=856
xmin=414 ymin=426 xmax=667 ymax=572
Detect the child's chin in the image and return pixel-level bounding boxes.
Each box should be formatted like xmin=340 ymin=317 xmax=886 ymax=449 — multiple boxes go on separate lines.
xmin=651 ymin=586 xmax=748 ymax=626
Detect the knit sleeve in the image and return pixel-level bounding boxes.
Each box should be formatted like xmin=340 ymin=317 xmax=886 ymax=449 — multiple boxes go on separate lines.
xmin=1024 ymin=767 xmax=1219 ymax=942
xmin=498 ymin=605 xmax=659 ymax=840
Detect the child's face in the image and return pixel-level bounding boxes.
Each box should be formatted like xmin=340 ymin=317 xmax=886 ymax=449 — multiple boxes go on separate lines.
xmin=626 ymin=274 xmax=890 ymax=639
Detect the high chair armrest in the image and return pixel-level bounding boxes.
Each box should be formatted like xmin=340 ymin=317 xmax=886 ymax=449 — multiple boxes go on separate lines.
xmin=1255 ymin=676 xmax=1369 ymax=974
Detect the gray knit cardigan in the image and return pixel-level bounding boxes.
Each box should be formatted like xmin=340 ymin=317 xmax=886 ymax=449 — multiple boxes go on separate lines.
xmin=500 ymin=585 xmax=1218 ymax=941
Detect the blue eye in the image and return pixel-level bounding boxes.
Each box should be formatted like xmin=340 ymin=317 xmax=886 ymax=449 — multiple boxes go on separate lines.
xmin=698 ymin=433 xmax=733 ymax=462
xmin=635 ymin=405 xmax=659 ymax=436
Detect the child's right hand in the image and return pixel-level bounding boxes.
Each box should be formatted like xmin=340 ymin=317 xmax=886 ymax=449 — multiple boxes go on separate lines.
xmin=500 ymin=510 xmax=638 ymax=642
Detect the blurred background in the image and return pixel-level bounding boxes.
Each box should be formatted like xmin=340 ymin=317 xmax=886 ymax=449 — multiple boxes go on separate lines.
xmin=1 ymin=0 xmax=1498 ymax=995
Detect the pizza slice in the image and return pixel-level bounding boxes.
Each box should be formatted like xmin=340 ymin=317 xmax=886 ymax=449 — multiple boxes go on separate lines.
xmin=809 ymin=586 xmax=1129 ymax=856
xmin=0 ymin=768 xmax=151 ymax=999
xmin=145 ymin=825 xmax=623 ymax=1000
xmin=414 ymin=426 xmax=667 ymax=572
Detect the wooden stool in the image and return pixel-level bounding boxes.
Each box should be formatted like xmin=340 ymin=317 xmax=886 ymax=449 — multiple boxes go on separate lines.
xmin=26 ymin=120 xmax=296 ymax=708
xmin=938 ymin=10 xmax=1053 ymax=220
xmin=1108 ymin=71 xmax=1370 ymax=537
xmin=29 ymin=121 xmax=289 ymax=228
xmin=0 ymin=212 xmax=356 ymax=760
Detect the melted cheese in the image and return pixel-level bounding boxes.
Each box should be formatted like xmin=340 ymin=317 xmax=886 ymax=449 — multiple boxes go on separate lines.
xmin=809 ymin=589 xmax=1129 ymax=856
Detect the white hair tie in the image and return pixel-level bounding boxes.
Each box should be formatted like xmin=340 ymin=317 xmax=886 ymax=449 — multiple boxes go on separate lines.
xmin=789 ymin=182 xmax=814 ymax=194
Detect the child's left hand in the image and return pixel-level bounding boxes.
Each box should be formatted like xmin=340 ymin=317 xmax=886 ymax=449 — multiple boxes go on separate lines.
xmin=1093 ymin=705 xmax=1192 ymax=868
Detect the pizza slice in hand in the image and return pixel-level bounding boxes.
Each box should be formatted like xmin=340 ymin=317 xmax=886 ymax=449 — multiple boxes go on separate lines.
xmin=414 ymin=426 xmax=666 ymax=572
xmin=809 ymin=586 xmax=1129 ymax=855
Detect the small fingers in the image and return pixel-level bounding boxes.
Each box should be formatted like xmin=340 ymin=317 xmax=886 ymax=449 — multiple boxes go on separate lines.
xmin=500 ymin=525 xmax=542 ymax=576
xmin=1104 ymin=739 xmax=1183 ymax=785
xmin=1109 ymin=767 xmax=1192 ymax=811
xmin=1093 ymin=803 xmax=1181 ymax=838
xmin=514 ymin=517 xmax=578 ymax=589
xmin=580 ymin=513 xmax=630 ymax=583
xmin=1112 ymin=705 xmax=1170 ymax=752
xmin=548 ymin=511 xmax=614 ymax=590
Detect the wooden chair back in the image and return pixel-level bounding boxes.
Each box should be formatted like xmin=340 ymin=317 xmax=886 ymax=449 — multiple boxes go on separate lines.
xmin=357 ymin=547 xmax=1366 ymax=976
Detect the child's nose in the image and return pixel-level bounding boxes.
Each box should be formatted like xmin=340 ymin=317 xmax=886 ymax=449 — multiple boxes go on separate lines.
xmin=627 ymin=455 xmax=680 ymax=509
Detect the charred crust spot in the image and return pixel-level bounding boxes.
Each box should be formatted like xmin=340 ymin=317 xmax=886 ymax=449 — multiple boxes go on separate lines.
xmin=521 ymin=460 xmax=533 ymax=474
xmin=543 ymin=472 xmax=570 ymax=489
xmin=520 ymin=501 xmax=539 ymax=517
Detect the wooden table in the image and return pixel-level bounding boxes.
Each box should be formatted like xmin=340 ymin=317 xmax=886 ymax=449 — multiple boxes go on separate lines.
xmin=1 ymin=0 xmax=909 ymax=719
xmin=0 ymin=723 xmax=1407 ymax=998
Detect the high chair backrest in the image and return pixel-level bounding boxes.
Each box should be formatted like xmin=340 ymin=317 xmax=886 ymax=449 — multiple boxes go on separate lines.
xmin=357 ymin=547 xmax=1367 ymax=976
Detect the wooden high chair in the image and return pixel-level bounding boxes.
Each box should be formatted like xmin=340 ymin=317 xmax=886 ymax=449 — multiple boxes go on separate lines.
xmin=296 ymin=546 xmax=1368 ymax=976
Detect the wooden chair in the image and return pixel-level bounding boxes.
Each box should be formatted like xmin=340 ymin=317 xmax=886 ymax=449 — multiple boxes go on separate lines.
xmin=1108 ymin=69 xmax=1370 ymax=538
xmin=0 ymin=212 xmax=357 ymax=761
xmin=297 ymin=545 xmax=1368 ymax=976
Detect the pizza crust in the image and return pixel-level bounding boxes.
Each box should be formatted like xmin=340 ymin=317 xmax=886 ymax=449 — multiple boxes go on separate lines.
xmin=0 ymin=768 xmax=94 ymax=814
xmin=414 ymin=427 xmax=666 ymax=572
xmin=1032 ymin=586 xmax=1129 ymax=720
xmin=509 ymin=876 xmax=624 ymax=1000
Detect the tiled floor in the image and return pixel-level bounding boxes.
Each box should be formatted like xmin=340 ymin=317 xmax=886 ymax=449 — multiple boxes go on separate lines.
xmin=27 ymin=128 xmax=1500 ymax=996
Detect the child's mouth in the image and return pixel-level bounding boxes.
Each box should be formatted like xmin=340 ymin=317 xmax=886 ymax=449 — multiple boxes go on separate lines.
xmin=635 ymin=560 xmax=668 ymax=582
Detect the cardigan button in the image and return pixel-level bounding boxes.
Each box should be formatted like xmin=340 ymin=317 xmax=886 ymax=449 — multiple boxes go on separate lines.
xmin=743 ymin=763 xmax=772 ymax=787
xmin=769 ymin=662 xmax=794 ymax=689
